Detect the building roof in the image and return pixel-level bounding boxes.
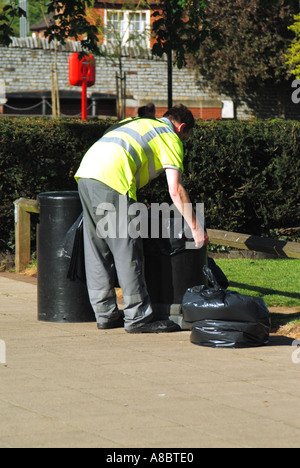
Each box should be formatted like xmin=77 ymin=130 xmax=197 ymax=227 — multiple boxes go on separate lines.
xmin=30 ymin=13 xmax=55 ymax=32
xmin=94 ymin=0 xmax=159 ymax=8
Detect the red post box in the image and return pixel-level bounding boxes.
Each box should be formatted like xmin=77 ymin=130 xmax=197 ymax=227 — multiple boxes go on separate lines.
xmin=69 ymin=53 xmax=96 ymax=120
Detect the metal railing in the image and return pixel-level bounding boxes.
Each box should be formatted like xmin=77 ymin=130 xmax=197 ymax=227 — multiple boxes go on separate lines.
xmin=3 ymin=97 xmax=94 ymax=118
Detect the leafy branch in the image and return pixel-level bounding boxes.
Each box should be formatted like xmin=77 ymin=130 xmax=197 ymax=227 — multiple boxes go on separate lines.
xmin=0 ymin=0 xmax=26 ymax=46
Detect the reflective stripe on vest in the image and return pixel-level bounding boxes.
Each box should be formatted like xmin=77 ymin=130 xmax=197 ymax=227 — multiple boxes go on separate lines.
xmin=102 ymin=124 xmax=175 ymax=189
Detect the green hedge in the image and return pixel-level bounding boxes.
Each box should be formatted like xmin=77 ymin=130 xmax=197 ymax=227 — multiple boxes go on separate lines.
xmin=140 ymin=119 xmax=300 ymax=238
xmin=0 ymin=117 xmax=299 ymax=251
xmin=0 ymin=117 xmax=109 ymax=250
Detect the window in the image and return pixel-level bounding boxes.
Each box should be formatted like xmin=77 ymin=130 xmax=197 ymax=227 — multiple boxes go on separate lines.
xmin=105 ymin=9 xmax=150 ymax=49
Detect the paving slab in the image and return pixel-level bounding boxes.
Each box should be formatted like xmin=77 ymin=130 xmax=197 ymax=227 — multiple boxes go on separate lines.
xmin=0 ymin=273 xmax=300 ymax=448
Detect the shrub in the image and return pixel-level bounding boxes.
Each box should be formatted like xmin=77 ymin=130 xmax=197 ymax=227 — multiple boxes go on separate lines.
xmin=141 ymin=119 xmax=300 ymax=238
xmin=0 ymin=117 xmax=110 ymax=250
xmin=0 ymin=117 xmax=299 ymax=252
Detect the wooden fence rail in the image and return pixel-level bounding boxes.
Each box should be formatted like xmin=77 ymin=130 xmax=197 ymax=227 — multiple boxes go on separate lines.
xmin=206 ymin=229 xmax=300 ymax=260
xmin=13 ymin=198 xmax=300 ymax=273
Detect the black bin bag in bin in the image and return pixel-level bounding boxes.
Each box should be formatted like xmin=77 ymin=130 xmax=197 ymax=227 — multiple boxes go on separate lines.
xmin=182 ymin=266 xmax=270 ymax=348
xmin=63 ymin=212 xmax=86 ymax=284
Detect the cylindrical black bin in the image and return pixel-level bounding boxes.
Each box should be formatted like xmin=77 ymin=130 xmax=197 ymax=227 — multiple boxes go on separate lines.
xmin=37 ymin=191 xmax=95 ymax=323
xmin=143 ymin=211 xmax=207 ymax=329
xmin=145 ymin=248 xmax=207 ymax=307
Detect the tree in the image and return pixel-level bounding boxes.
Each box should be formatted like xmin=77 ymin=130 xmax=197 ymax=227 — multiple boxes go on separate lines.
xmin=27 ymin=0 xmax=49 ymax=31
xmin=0 ymin=0 xmax=50 ymax=38
xmin=151 ymin=0 xmax=208 ymax=68
xmin=0 ymin=0 xmax=25 ymax=45
xmin=151 ymin=0 xmax=209 ymax=107
xmin=286 ymin=11 xmax=300 ymax=77
xmin=0 ymin=0 xmax=100 ymax=53
xmin=192 ymin=0 xmax=299 ymax=118
xmin=44 ymin=1 xmax=99 ymax=56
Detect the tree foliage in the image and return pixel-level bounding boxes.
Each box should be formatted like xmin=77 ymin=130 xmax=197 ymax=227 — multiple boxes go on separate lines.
xmin=0 ymin=0 xmax=25 ymax=46
xmin=151 ymin=0 xmax=209 ymax=69
xmin=1 ymin=0 xmax=49 ymax=37
xmin=0 ymin=0 xmax=153 ymax=56
xmin=286 ymin=12 xmax=300 ymax=77
xmin=0 ymin=0 xmax=100 ymax=55
xmin=193 ymin=0 xmax=298 ymax=100
xmin=45 ymin=1 xmax=99 ymax=55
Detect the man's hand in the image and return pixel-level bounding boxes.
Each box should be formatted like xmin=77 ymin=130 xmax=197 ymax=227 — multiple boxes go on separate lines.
xmin=192 ymin=228 xmax=209 ymax=249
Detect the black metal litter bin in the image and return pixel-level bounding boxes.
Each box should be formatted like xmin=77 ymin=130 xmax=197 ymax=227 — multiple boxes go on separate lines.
xmin=37 ymin=191 xmax=95 ymax=323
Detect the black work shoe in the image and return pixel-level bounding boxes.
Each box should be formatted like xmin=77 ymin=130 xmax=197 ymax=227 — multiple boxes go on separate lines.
xmin=97 ymin=315 xmax=124 ymax=330
xmin=126 ymin=320 xmax=181 ymax=334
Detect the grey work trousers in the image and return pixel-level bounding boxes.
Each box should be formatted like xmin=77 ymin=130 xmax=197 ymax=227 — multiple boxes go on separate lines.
xmin=78 ymin=178 xmax=153 ymax=331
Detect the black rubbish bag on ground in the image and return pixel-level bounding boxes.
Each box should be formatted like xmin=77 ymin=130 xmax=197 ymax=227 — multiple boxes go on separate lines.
xmin=63 ymin=212 xmax=86 ymax=284
xmin=182 ymin=265 xmax=270 ymax=348
xmin=190 ymin=319 xmax=270 ymax=349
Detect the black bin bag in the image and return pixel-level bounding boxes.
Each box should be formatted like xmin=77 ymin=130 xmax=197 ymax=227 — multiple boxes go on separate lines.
xmin=182 ymin=266 xmax=270 ymax=348
xmin=63 ymin=212 xmax=86 ymax=284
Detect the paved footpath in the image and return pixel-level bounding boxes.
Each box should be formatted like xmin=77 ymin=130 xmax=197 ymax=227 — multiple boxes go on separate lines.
xmin=0 ymin=273 xmax=300 ymax=448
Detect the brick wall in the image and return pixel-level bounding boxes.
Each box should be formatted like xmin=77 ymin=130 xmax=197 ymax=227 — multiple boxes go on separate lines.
xmin=1 ymin=39 xmax=300 ymax=120
xmin=0 ymin=39 xmax=224 ymax=118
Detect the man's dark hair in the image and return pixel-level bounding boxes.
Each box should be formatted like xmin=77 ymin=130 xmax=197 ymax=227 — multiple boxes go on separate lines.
xmin=138 ymin=102 xmax=156 ymax=118
xmin=164 ymin=104 xmax=195 ymax=131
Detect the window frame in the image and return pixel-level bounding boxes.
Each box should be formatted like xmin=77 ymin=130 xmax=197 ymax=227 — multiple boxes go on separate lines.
xmin=104 ymin=9 xmax=151 ymax=49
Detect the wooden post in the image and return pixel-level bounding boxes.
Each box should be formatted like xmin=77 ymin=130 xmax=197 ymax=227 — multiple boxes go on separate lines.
xmin=14 ymin=198 xmax=40 ymax=273
xmin=116 ymin=73 xmax=120 ymax=120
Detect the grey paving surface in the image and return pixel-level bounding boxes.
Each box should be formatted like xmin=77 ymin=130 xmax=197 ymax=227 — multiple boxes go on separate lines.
xmin=0 ymin=273 xmax=300 ymax=448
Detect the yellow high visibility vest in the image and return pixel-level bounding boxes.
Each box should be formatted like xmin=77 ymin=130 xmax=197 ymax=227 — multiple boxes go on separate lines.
xmin=75 ymin=117 xmax=184 ymax=201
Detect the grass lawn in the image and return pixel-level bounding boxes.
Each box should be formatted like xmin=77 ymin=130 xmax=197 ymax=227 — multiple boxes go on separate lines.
xmin=214 ymin=258 xmax=300 ymax=309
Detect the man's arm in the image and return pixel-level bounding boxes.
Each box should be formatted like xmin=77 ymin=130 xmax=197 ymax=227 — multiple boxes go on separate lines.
xmin=165 ymin=168 xmax=208 ymax=248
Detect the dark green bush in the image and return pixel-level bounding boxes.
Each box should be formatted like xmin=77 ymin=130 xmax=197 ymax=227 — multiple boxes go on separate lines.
xmin=141 ymin=119 xmax=300 ymax=238
xmin=0 ymin=117 xmax=299 ymax=252
xmin=0 ymin=117 xmax=110 ymax=250
xmin=191 ymin=120 xmax=300 ymax=236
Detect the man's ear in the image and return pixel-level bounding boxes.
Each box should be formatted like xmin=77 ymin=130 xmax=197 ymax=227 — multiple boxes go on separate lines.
xmin=177 ymin=123 xmax=186 ymax=133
